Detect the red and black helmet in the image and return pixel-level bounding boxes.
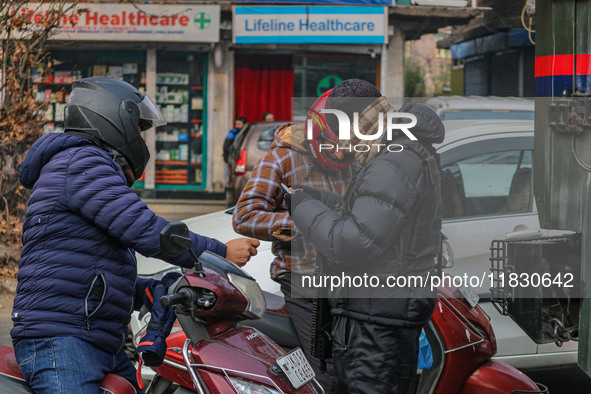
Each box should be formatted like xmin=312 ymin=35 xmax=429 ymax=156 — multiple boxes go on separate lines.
xmin=305 ymin=89 xmax=355 ymax=172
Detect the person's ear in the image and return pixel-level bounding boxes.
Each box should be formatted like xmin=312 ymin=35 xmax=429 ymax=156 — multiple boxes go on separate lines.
xmin=122 ymin=167 xmax=135 ymax=187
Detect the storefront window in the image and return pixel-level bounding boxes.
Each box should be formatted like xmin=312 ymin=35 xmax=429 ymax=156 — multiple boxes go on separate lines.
xmin=32 ymin=50 xmax=146 ymax=134
xmin=154 ymin=52 xmax=207 ymax=189
xmin=293 ymin=55 xmax=378 ymax=118
xmin=293 ymin=55 xmax=378 ymax=97
xmin=32 ymin=50 xmax=208 ymax=191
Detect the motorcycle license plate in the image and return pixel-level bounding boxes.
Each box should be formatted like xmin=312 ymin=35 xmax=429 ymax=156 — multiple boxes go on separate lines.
xmin=276 ymin=348 xmax=315 ymax=389
xmin=457 ymin=285 xmax=479 ymax=308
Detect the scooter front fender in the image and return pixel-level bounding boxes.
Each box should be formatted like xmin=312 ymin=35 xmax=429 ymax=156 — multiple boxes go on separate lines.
xmin=459 ymin=360 xmax=544 ymax=394
xmin=153 ymin=326 xmax=317 ymax=393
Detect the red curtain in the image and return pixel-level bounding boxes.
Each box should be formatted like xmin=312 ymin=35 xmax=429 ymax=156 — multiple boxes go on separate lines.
xmin=234 ymin=54 xmax=294 ymax=123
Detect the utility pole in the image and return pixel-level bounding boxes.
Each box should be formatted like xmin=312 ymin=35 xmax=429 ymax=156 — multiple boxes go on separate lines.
xmin=535 ymin=0 xmax=591 ymax=377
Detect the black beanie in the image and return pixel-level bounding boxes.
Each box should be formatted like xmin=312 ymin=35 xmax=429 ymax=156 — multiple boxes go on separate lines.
xmin=325 ymin=79 xmax=382 ymax=134
xmin=329 ymin=78 xmax=381 ymax=98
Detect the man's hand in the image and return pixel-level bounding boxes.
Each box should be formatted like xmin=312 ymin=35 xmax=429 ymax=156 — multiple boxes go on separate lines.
xmin=284 ymin=191 xmax=312 ymax=216
xmin=293 ymin=184 xmax=322 ymax=200
xmin=225 ymin=238 xmax=260 ymax=267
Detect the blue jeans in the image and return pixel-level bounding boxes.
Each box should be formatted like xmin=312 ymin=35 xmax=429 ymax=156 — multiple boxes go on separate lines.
xmin=14 ymin=336 xmax=142 ymax=394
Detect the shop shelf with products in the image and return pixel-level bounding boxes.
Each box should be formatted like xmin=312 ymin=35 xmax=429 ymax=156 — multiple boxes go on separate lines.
xmin=152 ymin=52 xmax=207 ymax=190
xmin=31 ymin=63 xmax=81 ymax=134
xmin=31 ymin=51 xmax=146 ymax=135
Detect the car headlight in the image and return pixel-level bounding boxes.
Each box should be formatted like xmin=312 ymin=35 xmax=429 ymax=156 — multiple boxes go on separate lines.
xmin=227 ymin=377 xmax=281 ymax=394
xmin=228 ymin=273 xmax=266 ymax=320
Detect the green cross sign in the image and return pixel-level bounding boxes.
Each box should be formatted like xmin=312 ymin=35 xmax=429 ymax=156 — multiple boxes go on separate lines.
xmin=194 ymin=13 xmax=211 ymax=30
xmin=317 ymin=75 xmax=343 ymax=96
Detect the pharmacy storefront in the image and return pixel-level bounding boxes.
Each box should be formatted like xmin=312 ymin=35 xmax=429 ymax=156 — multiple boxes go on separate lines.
xmin=26 ymin=3 xmax=220 ymax=196
xmin=232 ymin=4 xmax=388 ymax=122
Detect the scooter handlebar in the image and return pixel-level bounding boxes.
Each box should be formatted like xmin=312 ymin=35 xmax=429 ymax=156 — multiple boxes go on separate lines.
xmin=161 ymin=288 xmax=195 ymax=307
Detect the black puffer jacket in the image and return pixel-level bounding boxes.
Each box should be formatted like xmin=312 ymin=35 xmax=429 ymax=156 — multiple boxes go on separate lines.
xmin=291 ymin=102 xmax=444 ymax=327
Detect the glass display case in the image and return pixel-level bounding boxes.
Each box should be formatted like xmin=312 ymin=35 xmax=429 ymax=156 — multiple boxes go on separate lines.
xmin=31 ymin=51 xmax=146 ymax=134
xmin=31 ymin=50 xmax=208 ymax=191
xmin=153 ymin=52 xmax=207 ymax=189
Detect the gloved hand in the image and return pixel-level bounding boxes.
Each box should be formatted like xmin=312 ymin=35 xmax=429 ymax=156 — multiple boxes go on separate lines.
xmin=135 ymin=272 xmax=182 ymax=367
xmin=292 ymin=184 xmax=322 ymax=200
xmin=160 ymin=272 xmax=182 ymax=293
xmin=137 ymin=272 xmax=182 ymax=312
xmin=284 ymin=190 xmax=313 ymax=216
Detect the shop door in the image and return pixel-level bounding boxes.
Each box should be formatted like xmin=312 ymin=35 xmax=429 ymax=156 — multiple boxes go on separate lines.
xmin=235 ymin=55 xmax=294 ymax=123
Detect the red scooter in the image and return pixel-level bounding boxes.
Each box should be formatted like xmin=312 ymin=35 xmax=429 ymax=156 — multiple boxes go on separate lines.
xmin=417 ymin=286 xmax=547 ymax=393
xmin=247 ymin=286 xmax=548 ymax=394
xmin=146 ymin=222 xmax=319 ymax=393
xmin=147 ymin=222 xmax=548 ymax=393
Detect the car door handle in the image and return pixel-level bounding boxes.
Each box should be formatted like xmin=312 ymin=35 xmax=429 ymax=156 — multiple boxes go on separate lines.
xmin=505 ymin=229 xmax=542 ymax=239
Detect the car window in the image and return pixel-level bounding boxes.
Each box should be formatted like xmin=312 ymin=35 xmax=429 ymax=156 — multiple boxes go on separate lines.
xmin=441 ymin=110 xmax=534 ymax=121
xmin=257 ymin=126 xmax=278 ymax=151
xmin=442 ymin=150 xmax=533 ymax=219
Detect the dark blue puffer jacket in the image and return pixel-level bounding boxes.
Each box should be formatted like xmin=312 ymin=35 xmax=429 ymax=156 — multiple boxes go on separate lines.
xmin=11 ymin=133 xmax=227 ymax=354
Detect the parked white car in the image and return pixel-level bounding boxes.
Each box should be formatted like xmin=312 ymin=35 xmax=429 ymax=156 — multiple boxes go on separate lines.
xmin=425 ymin=96 xmax=534 ymax=121
xmin=135 ymin=118 xmax=577 ymax=370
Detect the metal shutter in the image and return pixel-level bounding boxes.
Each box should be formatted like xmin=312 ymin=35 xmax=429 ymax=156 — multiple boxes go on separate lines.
xmin=491 ymin=51 xmax=520 ymax=96
xmin=464 ymin=56 xmax=489 ymax=96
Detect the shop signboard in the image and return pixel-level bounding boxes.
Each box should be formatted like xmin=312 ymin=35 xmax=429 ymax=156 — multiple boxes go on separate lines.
xmin=233 ymin=6 xmax=388 ymax=44
xmin=9 ymin=3 xmax=220 ymax=43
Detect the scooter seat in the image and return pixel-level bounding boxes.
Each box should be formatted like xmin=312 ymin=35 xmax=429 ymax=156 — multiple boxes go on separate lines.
xmin=240 ymin=292 xmax=302 ymax=349
xmin=264 ymin=291 xmax=289 ymax=317
xmin=100 ymin=374 xmax=138 ymax=394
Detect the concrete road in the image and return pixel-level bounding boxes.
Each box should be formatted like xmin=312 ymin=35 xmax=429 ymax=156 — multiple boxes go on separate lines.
xmin=0 ymin=290 xmax=589 ymax=392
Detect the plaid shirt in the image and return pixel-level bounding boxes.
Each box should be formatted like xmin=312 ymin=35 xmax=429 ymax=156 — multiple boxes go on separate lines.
xmin=233 ymin=124 xmax=354 ymax=278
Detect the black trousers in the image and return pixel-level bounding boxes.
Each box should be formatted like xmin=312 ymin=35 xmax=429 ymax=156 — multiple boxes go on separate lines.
xmin=276 ymin=273 xmax=337 ymax=393
xmin=331 ymin=315 xmax=422 ymax=394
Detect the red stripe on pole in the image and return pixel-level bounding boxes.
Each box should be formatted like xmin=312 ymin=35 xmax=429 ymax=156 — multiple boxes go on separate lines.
xmin=535 ymin=54 xmax=574 ymax=77
xmin=576 ymin=54 xmax=591 ymax=76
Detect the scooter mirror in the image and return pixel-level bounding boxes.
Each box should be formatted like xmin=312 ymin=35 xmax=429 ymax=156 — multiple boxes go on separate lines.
xmin=161 ymin=221 xmax=193 ymax=257
xmin=441 ymin=238 xmax=454 ymax=269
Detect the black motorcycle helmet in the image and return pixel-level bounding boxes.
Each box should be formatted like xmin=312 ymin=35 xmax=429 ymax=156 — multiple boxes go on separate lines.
xmin=64 ymin=77 xmax=166 ymax=179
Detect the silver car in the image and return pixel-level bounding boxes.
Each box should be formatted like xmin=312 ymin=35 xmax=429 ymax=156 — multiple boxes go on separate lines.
xmin=426 ymin=96 xmax=534 ymax=121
